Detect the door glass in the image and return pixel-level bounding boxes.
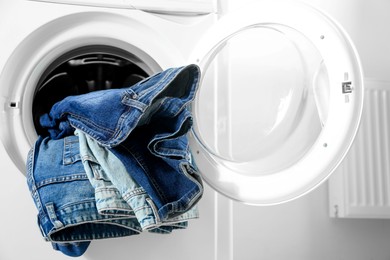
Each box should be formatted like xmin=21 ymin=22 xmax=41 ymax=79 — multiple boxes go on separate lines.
xmin=192 ymin=24 xmax=330 ymax=175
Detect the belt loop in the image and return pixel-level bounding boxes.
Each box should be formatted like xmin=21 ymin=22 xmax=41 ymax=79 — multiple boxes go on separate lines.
xmin=146 ymin=198 xmax=161 ymax=224
xmin=45 ymin=202 xmax=64 ymax=229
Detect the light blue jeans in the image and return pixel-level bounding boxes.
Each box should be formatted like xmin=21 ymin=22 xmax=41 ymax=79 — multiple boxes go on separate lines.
xmin=76 ymin=129 xmax=199 ymax=231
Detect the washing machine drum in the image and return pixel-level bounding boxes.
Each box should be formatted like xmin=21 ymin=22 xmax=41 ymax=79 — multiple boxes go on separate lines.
xmin=0 ymin=2 xmax=363 ymax=206
xmin=189 ymin=2 xmax=363 ymax=205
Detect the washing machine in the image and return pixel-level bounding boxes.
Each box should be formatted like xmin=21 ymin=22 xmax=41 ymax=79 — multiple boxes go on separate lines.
xmin=0 ymin=0 xmax=363 ymax=259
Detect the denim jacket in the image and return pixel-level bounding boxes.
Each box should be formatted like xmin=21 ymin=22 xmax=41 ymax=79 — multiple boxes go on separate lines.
xmin=39 ymin=65 xmax=203 ymax=221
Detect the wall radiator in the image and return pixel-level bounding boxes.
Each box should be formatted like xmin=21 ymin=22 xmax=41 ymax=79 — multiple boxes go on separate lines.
xmin=329 ymin=79 xmax=390 ymax=218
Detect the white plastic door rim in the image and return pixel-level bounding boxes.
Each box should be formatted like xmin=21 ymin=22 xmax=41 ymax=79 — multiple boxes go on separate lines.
xmin=189 ymin=1 xmax=364 ymax=205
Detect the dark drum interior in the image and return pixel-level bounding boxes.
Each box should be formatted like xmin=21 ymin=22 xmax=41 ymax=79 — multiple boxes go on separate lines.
xmin=33 ymin=45 xmax=150 ymax=136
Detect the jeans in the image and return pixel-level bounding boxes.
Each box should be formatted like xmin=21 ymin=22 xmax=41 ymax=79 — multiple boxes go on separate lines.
xmin=40 ymin=65 xmax=203 ymax=221
xmin=110 ymin=107 xmax=202 ymax=220
xmin=26 ymin=136 xmax=141 ymax=256
xmin=76 ymin=129 xmax=199 ymax=231
xmin=27 ymin=135 xmax=189 ymax=257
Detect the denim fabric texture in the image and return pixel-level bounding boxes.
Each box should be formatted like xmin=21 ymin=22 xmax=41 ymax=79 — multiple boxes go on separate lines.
xmin=51 ymin=242 xmax=91 ymax=257
xmin=27 ymin=65 xmax=204 ymax=256
xmin=40 ymin=65 xmax=203 ymax=221
xmin=26 ymin=136 xmax=143 ymax=256
xmin=40 ymin=65 xmax=200 ymax=146
xmin=110 ymin=107 xmax=202 ymax=221
xmin=74 ymin=129 xmax=135 ymax=218
xmin=76 ymin=129 xmax=199 ymax=230
xmin=27 ymin=135 xmax=190 ymax=257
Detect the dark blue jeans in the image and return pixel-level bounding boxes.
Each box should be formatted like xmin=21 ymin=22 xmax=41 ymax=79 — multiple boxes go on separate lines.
xmin=27 ymin=136 xmax=141 ymax=257
xmin=39 ymin=65 xmax=203 ymax=221
xmin=27 ymin=135 xmax=189 ymax=257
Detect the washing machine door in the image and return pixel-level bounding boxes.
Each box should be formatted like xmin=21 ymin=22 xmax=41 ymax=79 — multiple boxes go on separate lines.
xmin=189 ymin=1 xmax=364 ymax=205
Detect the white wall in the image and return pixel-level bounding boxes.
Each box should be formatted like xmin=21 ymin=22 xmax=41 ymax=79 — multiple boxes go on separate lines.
xmin=303 ymin=0 xmax=390 ymax=82
xmin=232 ymin=182 xmax=390 ymax=260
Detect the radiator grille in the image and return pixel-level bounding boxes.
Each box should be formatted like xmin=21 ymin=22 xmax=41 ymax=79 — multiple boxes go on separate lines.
xmin=329 ymin=79 xmax=390 ymax=218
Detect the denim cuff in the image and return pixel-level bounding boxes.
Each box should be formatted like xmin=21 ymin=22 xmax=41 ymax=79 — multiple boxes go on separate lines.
xmin=40 ymin=200 xmax=142 ymax=243
xmin=149 ymin=222 xmax=188 ymax=234
xmin=123 ymin=188 xmax=158 ymax=230
xmin=94 ymin=187 xmax=135 ymax=217
xmin=123 ymin=188 xmax=200 ymax=231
